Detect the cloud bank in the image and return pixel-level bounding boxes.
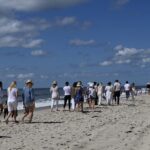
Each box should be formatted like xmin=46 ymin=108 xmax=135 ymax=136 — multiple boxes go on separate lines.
xmin=100 ymin=45 xmax=150 ymax=67
xmin=0 ymin=0 xmax=88 ymax=12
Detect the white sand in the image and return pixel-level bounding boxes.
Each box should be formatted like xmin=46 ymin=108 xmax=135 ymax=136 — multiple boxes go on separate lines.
xmin=1 ymin=95 xmax=150 ymax=150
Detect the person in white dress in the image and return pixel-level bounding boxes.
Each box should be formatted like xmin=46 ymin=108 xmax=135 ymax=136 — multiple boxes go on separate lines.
xmin=5 ymin=81 xmax=18 ymax=124
xmin=50 ymin=81 xmax=60 ymax=111
xmin=105 ymin=82 xmax=113 ymax=105
xmin=97 ymin=82 xmax=103 ymax=105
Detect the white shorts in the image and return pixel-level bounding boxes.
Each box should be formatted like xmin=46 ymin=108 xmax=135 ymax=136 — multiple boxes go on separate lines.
xmin=8 ymin=101 xmax=17 ymax=112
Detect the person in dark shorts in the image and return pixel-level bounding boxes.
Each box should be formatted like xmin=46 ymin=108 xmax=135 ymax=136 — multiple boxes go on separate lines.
xmin=114 ymin=80 xmax=121 ymax=105
xmin=63 ymin=82 xmax=71 ymax=111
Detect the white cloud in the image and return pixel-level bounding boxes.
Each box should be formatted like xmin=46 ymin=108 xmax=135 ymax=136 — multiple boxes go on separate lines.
xmin=69 ymin=39 xmax=96 ymax=46
xmin=51 ymin=16 xmax=91 ymax=29
xmin=6 ymin=74 xmax=16 ymax=78
xmin=23 ymin=39 xmax=44 ymax=48
xmin=0 ymin=17 xmax=49 ymax=36
xmin=113 ymin=0 xmax=130 ymax=8
xmin=115 ymin=47 xmax=139 ymax=56
xmin=17 ymin=73 xmax=34 ymax=79
xmin=100 ymin=61 xmax=112 ymax=66
xmin=100 ymin=44 xmax=150 ymax=67
xmin=115 ymin=59 xmax=131 ymax=64
xmin=114 ymin=44 xmax=123 ymax=51
xmin=55 ymin=17 xmax=77 ymax=26
xmin=0 ymin=16 xmax=48 ymax=48
xmin=0 ymin=36 xmax=43 ymax=48
xmin=142 ymin=58 xmax=150 ymax=63
xmin=31 ymin=50 xmax=47 ymax=56
xmin=0 ymin=0 xmax=87 ymax=12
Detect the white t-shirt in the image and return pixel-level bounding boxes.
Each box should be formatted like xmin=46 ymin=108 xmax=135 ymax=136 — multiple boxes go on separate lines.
xmin=50 ymin=86 xmax=59 ymax=99
xmin=105 ymin=86 xmax=113 ymax=93
xmin=7 ymin=87 xmax=18 ymax=103
xmin=63 ymin=86 xmax=71 ymax=96
xmin=88 ymin=87 xmax=94 ymax=97
xmin=124 ymin=83 xmax=130 ymax=91
xmin=114 ymin=82 xmax=121 ymax=91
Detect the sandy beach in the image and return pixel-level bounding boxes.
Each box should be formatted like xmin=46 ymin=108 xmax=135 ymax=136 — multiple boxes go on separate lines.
xmin=1 ymin=95 xmax=150 ymax=150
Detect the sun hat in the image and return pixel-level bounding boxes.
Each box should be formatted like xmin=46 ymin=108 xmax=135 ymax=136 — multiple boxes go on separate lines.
xmin=26 ymin=79 xmax=33 ymax=84
xmin=76 ymin=82 xmax=81 ymax=87
xmin=52 ymin=80 xmax=57 ymax=85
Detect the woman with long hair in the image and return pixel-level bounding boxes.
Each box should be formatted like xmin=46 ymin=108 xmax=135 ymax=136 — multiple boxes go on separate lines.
xmin=50 ymin=81 xmax=60 ymax=112
xmin=5 ymin=81 xmax=18 ymax=124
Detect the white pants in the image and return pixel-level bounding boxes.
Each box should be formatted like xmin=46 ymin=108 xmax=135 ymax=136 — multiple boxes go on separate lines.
xmin=98 ymin=94 xmax=102 ymax=105
xmin=106 ymin=91 xmax=112 ymax=105
xmin=71 ymin=98 xmax=75 ymax=110
xmin=51 ymin=99 xmax=59 ymax=110
xmin=131 ymin=91 xmax=135 ymax=100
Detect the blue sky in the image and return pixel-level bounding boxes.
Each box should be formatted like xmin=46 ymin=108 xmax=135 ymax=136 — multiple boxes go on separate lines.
xmin=0 ymin=0 xmax=150 ymax=88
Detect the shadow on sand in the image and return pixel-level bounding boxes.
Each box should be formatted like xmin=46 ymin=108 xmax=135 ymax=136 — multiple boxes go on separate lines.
xmin=25 ymin=121 xmax=65 ymax=124
xmin=82 ymin=110 xmax=102 ymax=114
xmin=0 ymin=136 xmax=11 ymax=139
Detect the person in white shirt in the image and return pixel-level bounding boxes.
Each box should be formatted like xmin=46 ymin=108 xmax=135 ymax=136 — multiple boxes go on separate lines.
xmin=50 ymin=81 xmax=60 ymax=112
xmin=105 ymin=82 xmax=113 ymax=105
xmin=124 ymin=81 xmax=130 ymax=100
xmin=114 ymin=80 xmax=121 ymax=105
xmin=63 ymin=82 xmax=71 ymax=111
xmin=88 ymin=83 xmax=97 ymax=110
xmin=97 ymin=82 xmax=103 ymax=105
xmin=5 ymin=81 xmax=18 ymax=124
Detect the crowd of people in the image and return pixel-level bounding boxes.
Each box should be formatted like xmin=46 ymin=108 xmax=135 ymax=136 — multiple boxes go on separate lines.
xmin=49 ymin=80 xmax=137 ymax=112
xmin=0 ymin=79 xmax=140 ymax=124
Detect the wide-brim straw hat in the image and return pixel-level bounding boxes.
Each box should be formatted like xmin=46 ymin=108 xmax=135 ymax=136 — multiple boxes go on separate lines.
xmin=26 ymin=79 xmax=33 ymax=84
xmin=52 ymin=80 xmax=57 ymax=85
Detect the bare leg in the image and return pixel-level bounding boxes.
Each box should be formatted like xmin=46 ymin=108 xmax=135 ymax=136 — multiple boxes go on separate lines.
xmin=5 ymin=112 xmax=13 ymax=124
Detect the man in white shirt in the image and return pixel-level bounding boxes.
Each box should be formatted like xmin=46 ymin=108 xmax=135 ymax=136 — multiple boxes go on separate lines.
xmin=63 ymin=82 xmax=71 ymax=111
xmin=114 ymin=80 xmax=121 ymax=105
xmin=124 ymin=81 xmax=130 ymax=100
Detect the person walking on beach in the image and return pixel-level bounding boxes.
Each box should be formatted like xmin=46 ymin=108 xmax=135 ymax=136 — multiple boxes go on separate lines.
xmin=146 ymin=82 xmax=150 ymax=95
xmin=114 ymin=80 xmax=121 ymax=105
xmin=5 ymin=81 xmax=18 ymax=124
xmin=63 ymin=82 xmax=71 ymax=111
xmin=74 ymin=82 xmax=84 ymax=112
xmin=105 ymin=82 xmax=113 ymax=105
xmin=87 ymin=82 xmax=97 ymax=110
xmin=50 ymin=81 xmax=60 ymax=112
xmin=71 ymin=82 xmax=77 ymax=111
xmin=97 ymin=82 xmax=103 ymax=105
xmin=130 ymin=83 xmax=136 ymax=100
xmin=124 ymin=81 xmax=130 ymax=100
xmin=0 ymin=81 xmax=4 ymax=115
xmin=22 ymin=80 xmax=35 ymax=123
